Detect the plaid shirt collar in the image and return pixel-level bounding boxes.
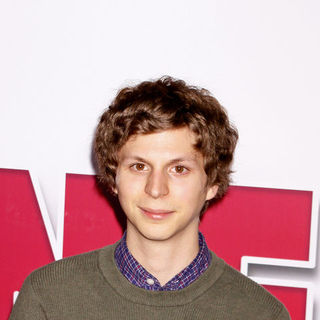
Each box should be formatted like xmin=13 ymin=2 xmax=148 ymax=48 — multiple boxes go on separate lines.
xmin=114 ymin=231 xmax=211 ymax=291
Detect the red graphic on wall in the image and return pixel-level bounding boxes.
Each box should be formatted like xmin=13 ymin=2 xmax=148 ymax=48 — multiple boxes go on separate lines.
xmin=0 ymin=169 xmax=313 ymax=320
xmin=0 ymin=169 xmax=54 ymax=320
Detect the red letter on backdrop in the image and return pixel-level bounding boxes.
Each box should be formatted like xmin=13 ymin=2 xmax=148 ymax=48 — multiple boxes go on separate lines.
xmin=0 ymin=169 xmax=54 ymax=320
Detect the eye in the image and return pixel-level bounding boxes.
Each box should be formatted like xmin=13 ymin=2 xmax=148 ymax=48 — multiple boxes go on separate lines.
xmin=131 ymin=163 xmax=148 ymax=171
xmin=172 ymin=165 xmax=188 ymax=174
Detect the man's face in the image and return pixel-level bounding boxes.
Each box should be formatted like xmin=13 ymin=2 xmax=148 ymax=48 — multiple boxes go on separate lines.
xmin=114 ymin=127 xmax=217 ymax=242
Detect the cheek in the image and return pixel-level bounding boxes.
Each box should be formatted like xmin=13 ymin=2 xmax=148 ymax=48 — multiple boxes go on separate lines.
xmin=116 ymin=171 xmax=145 ymax=198
xmin=171 ymin=177 xmax=206 ymax=202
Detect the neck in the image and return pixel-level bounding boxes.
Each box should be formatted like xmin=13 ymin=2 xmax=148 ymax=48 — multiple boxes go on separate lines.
xmin=126 ymin=225 xmax=199 ymax=286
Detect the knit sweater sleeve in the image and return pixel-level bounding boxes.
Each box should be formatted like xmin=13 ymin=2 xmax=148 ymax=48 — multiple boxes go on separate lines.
xmin=9 ymin=275 xmax=47 ymax=320
xmin=276 ymin=306 xmax=291 ymax=320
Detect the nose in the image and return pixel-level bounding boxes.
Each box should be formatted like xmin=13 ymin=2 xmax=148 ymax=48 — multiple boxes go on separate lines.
xmin=145 ymin=170 xmax=169 ymax=199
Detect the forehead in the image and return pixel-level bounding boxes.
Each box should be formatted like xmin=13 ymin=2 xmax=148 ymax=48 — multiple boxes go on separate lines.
xmin=118 ymin=127 xmax=201 ymax=162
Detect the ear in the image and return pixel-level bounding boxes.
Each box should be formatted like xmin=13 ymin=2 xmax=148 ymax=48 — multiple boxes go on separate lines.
xmin=205 ymin=185 xmax=218 ymax=201
xmin=111 ymin=183 xmax=118 ymax=195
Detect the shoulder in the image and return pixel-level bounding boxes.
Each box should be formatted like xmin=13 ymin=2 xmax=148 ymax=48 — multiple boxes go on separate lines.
xmin=223 ymin=264 xmax=279 ymax=304
xmin=27 ymin=244 xmax=116 ymax=291
xmin=10 ymin=244 xmax=118 ymax=318
xmin=210 ymin=254 xmax=291 ymax=319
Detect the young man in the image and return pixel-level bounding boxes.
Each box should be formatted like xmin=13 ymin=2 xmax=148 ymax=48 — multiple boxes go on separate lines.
xmin=10 ymin=77 xmax=291 ymax=319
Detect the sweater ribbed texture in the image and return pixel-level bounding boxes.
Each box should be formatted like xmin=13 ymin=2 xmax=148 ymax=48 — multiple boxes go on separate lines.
xmin=10 ymin=243 xmax=291 ymax=319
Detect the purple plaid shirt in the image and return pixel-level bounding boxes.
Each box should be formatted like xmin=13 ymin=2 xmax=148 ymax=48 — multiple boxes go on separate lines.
xmin=114 ymin=232 xmax=211 ymax=291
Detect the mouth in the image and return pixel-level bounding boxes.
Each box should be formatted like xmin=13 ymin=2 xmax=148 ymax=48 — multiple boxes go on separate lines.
xmin=138 ymin=206 xmax=174 ymax=220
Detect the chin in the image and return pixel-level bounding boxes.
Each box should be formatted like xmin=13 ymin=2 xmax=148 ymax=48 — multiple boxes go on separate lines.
xmin=137 ymin=226 xmax=177 ymax=242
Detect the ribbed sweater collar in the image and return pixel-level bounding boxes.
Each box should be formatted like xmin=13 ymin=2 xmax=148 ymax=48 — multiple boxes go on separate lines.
xmin=98 ymin=242 xmax=226 ymax=307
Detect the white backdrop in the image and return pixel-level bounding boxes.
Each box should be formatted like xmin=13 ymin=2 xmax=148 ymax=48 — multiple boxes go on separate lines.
xmin=1 ymin=0 xmax=319 ymax=318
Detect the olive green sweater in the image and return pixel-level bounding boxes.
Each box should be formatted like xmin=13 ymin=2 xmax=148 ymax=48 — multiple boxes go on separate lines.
xmin=10 ymin=243 xmax=291 ymax=319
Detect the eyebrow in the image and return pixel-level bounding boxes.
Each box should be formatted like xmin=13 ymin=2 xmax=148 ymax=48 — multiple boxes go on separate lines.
xmin=121 ymin=155 xmax=198 ymax=165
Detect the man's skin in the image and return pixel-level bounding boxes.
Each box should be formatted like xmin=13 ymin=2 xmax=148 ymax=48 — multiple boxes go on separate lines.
xmin=114 ymin=126 xmax=218 ymax=286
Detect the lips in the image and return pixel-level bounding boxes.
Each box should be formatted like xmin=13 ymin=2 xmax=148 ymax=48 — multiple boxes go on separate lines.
xmin=139 ymin=206 xmax=174 ymax=219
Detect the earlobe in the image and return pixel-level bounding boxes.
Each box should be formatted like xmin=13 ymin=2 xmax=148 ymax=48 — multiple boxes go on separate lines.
xmin=112 ymin=185 xmax=118 ymax=195
xmin=206 ymin=185 xmax=218 ymax=201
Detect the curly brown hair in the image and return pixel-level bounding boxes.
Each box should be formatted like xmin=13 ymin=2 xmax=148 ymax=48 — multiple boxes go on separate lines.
xmin=94 ymin=76 xmax=238 ymax=207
